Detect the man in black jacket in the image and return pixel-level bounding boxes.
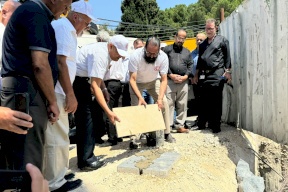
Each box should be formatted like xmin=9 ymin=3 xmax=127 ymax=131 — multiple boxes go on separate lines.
xmin=163 ymin=29 xmax=192 ymax=133
xmin=192 ymin=18 xmax=232 ymax=133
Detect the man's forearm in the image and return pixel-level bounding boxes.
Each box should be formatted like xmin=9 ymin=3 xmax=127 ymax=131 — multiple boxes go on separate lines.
xmin=130 ymin=79 xmax=142 ymax=99
xmin=91 ymin=79 xmax=111 ymax=114
xmin=158 ymin=75 xmax=167 ymax=100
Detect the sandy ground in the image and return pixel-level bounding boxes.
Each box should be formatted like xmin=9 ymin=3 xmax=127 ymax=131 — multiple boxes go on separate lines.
xmin=67 ymin=121 xmax=259 ymax=192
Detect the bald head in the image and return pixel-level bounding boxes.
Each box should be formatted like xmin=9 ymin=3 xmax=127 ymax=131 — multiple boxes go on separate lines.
xmin=1 ymin=0 xmax=21 ymax=26
xmin=196 ymin=33 xmax=206 ymax=49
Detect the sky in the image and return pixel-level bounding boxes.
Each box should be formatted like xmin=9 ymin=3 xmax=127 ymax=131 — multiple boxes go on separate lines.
xmin=90 ymin=0 xmax=198 ymax=25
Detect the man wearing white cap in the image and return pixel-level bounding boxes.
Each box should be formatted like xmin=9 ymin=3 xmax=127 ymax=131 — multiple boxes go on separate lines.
xmin=43 ymin=1 xmax=96 ymax=191
xmin=74 ymin=34 xmax=128 ymax=171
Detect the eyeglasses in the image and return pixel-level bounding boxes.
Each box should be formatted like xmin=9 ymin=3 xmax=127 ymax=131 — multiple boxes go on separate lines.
xmin=205 ymin=28 xmax=215 ymax=31
xmin=77 ymin=13 xmax=91 ymax=28
xmin=176 ymin=36 xmax=186 ymax=41
xmin=145 ymin=49 xmax=159 ymax=57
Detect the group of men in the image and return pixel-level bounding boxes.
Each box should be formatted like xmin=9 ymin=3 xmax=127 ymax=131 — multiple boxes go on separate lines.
xmin=0 ymin=0 xmax=232 ymax=191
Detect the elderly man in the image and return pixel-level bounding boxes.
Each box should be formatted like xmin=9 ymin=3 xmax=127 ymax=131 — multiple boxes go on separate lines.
xmin=190 ymin=33 xmax=206 ymax=129
xmin=192 ymin=19 xmax=232 ymax=133
xmin=96 ymin=29 xmax=110 ymax=42
xmin=163 ymin=29 xmax=192 ymax=134
xmin=74 ymin=35 xmax=128 ymax=171
xmin=43 ymin=1 xmax=95 ymax=191
xmin=129 ymin=36 xmax=175 ymax=149
xmin=0 ymin=0 xmax=71 ymax=170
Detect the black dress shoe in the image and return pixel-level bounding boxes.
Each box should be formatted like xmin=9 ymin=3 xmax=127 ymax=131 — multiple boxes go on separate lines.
xmin=79 ymin=160 xmax=106 ymax=171
xmin=107 ymin=139 xmax=118 ymax=146
xmin=52 ymin=179 xmax=82 ymax=192
xmin=64 ymin=173 xmax=75 ymax=180
xmin=95 ymin=138 xmax=105 ymax=144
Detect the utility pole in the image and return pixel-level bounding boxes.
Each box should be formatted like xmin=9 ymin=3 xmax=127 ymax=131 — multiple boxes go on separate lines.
xmin=220 ymin=8 xmax=225 ymax=22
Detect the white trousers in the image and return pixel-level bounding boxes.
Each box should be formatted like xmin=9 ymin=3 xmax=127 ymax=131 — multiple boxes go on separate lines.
xmin=43 ymin=93 xmax=69 ymax=191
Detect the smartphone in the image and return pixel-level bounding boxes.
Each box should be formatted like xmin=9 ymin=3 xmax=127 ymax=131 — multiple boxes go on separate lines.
xmin=15 ymin=93 xmax=30 ymax=130
xmin=0 ymin=170 xmax=31 ymax=192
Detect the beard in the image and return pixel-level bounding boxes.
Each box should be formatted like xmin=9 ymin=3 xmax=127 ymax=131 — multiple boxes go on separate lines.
xmin=144 ymin=54 xmax=157 ymax=64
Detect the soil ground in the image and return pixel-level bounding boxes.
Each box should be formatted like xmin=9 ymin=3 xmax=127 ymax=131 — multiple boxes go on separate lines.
xmin=67 ymin=119 xmax=261 ymax=192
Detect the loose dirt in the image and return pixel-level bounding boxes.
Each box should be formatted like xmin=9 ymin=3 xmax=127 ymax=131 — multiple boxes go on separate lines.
xmin=67 ymin=123 xmax=286 ymax=192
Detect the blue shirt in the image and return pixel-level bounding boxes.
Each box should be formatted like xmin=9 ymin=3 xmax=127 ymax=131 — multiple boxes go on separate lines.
xmin=1 ymin=0 xmax=58 ymax=84
xmin=191 ymin=49 xmax=198 ymax=76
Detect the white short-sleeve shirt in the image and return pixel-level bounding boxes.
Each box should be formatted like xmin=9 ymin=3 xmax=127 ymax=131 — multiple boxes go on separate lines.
xmin=104 ymin=56 xmax=129 ymax=82
xmin=52 ymin=18 xmax=77 ymax=95
xmin=76 ymin=42 xmax=111 ymax=79
xmin=128 ymin=47 xmax=168 ymax=83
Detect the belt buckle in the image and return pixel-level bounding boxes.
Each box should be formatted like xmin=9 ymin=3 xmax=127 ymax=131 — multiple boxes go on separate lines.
xmin=205 ymin=70 xmax=210 ymax=74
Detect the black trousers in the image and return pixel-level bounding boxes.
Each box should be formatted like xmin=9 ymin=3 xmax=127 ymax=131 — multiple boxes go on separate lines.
xmin=73 ymin=77 xmax=99 ymax=168
xmin=103 ymin=79 xmax=123 ymax=140
xmin=0 ymin=76 xmax=47 ymax=170
xmin=198 ymin=83 xmax=224 ymax=131
xmin=121 ymin=82 xmax=131 ymax=107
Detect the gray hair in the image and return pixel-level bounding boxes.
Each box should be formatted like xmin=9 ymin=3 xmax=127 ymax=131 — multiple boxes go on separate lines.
xmin=206 ymin=18 xmax=217 ymax=25
xmin=145 ymin=36 xmax=160 ymax=48
xmin=96 ymin=30 xmax=110 ymax=42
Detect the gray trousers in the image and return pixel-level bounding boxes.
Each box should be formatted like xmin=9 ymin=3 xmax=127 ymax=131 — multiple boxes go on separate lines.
xmin=166 ymin=79 xmax=188 ymax=128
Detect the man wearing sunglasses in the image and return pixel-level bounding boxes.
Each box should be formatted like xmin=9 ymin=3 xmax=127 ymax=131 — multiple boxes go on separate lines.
xmin=43 ymin=1 xmax=95 ymax=191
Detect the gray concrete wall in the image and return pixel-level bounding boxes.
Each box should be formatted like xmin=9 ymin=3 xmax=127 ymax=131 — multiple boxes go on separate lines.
xmin=220 ymin=0 xmax=288 ymax=144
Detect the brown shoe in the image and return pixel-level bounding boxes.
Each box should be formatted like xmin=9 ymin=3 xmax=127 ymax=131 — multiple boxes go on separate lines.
xmin=177 ymin=127 xmax=189 ymax=133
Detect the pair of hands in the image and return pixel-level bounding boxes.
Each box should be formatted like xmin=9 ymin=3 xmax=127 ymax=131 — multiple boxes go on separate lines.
xmin=138 ymin=97 xmax=164 ymax=111
xmin=170 ymin=74 xmax=187 ymax=84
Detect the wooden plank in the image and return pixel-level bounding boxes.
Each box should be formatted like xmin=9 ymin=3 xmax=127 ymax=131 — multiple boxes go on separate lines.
xmin=113 ymin=104 xmax=165 ymax=137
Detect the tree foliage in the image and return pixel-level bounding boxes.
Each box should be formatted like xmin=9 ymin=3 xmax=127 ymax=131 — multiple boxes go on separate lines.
xmin=117 ymin=0 xmax=244 ymax=40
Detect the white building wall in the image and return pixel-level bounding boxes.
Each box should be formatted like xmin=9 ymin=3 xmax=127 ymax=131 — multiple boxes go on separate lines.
xmin=220 ymin=0 xmax=288 ymax=144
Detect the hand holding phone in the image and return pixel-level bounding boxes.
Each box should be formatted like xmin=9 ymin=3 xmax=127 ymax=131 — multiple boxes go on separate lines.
xmin=15 ymin=93 xmax=30 ymax=130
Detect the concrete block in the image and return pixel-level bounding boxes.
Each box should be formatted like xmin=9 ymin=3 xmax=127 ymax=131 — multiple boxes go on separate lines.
xmin=236 ymin=159 xmax=265 ymax=192
xmin=142 ymin=152 xmax=180 ymax=177
xmin=117 ymin=155 xmax=146 ymax=175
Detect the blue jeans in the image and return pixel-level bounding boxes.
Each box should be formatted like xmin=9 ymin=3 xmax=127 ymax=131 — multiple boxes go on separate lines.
xmin=142 ymin=89 xmax=154 ymax=104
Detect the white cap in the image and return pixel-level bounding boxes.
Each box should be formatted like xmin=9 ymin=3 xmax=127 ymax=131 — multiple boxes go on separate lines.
xmin=71 ymin=0 xmax=97 ymax=22
xmin=110 ymin=35 xmax=129 ymax=57
xmin=160 ymin=42 xmax=167 ymax=48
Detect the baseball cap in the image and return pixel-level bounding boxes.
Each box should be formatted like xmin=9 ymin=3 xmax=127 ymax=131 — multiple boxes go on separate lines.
xmin=160 ymin=43 xmax=167 ymax=48
xmin=110 ymin=35 xmax=129 ymax=57
xmin=71 ymin=0 xmax=97 ymax=22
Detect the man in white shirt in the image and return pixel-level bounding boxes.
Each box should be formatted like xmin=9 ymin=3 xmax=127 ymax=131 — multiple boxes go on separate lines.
xmin=129 ymin=36 xmax=176 ymax=149
xmin=43 ymin=1 xmax=95 ymax=191
xmin=74 ymin=35 xmax=128 ymax=171
xmin=102 ymin=56 xmax=130 ymax=145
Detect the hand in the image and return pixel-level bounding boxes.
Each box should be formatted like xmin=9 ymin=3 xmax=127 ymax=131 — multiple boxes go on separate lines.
xmin=0 ymin=107 xmax=33 ymax=134
xmin=103 ymin=89 xmax=110 ymax=103
xmin=156 ymin=99 xmax=164 ymax=110
xmin=224 ymin=72 xmax=232 ymax=83
xmin=169 ymin=74 xmax=180 ymax=81
xmin=192 ymin=76 xmax=198 ymax=84
xmin=138 ymin=97 xmax=147 ymax=106
xmin=26 ymin=163 xmax=49 ymax=192
xmin=47 ymin=102 xmax=60 ymax=124
xmin=107 ymin=111 xmax=120 ymax=125
xmin=174 ymin=76 xmax=183 ymax=84
xmin=65 ymin=93 xmax=78 ymax=114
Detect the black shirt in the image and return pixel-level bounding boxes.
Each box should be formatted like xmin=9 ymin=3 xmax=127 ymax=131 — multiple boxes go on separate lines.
xmin=163 ymin=44 xmax=192 ymax=77
xmin=196 ymin=35 xmax=231 ymax=71
xmin=1 ymin=0 xmax=58 ymax=84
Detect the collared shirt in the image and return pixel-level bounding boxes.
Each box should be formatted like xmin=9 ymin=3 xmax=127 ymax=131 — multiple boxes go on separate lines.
xmin=103 ymin=56 xmax=130 ymax=83
xmin=1 ymin=0 xmax=58 ymax=84
xmin=52 ymin=17 xmax=77 ymax=96
xmin=128 ymin=47 xmax=168 ymax=83
xmin=76 ymin=42 xmax=111 ymax=79
xmin=196 ymin=35 xmax=231 ymax=70
xmin=163 ymin=44 xmax=192 ymax=77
